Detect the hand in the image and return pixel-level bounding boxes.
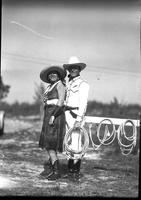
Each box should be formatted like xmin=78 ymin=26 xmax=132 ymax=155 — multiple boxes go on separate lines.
xmin=49 ymin=116 xmax=55 ymax=125
xmin=74 ymin=121 xmax=81 ymax=128
xmin=43 ymin=95 xmax=48 ymax=103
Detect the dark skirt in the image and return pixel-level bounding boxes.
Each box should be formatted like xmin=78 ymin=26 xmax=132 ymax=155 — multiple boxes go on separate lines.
xmin=39 ymin=105 xmax=66 ymax=152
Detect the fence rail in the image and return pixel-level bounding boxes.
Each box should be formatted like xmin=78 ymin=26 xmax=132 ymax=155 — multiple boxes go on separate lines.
xmin=64 ymin=115 xmax=140 ymax=157
xmin=85 ymin=116 xmax=140 ymax=127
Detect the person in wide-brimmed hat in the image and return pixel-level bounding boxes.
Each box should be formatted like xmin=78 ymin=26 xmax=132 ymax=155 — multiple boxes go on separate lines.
xmin=63 ymin=56 xmax=86 ymax=72
xmin=39 ymin=65 xmax=66 ymax=180
xmin=63 ymin=56 xmax=90 ymax=181
xmin=40 ymin=66 xmax=66 ymax=83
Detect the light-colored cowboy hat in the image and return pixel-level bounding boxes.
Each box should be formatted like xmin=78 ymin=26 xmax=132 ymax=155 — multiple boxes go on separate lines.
xmin=40 ymin=65 xmax=66 ymax=83
xmin=63 ymin=56 xmax=86 ymax=71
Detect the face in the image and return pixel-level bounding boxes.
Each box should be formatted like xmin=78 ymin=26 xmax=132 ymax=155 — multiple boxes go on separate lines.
xmin=48 ymin=71 xmax=59 ymax=83
xmin=68 ymin=65 xmax=80 ymax=78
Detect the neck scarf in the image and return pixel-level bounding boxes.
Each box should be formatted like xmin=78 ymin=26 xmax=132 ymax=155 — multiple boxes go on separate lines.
xmin=44 ymin=80 xmax=61 ymax=95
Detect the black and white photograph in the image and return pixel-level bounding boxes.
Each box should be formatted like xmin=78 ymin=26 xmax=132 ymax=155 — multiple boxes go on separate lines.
xmin=0 ymin=0 xmax=140 ymax=197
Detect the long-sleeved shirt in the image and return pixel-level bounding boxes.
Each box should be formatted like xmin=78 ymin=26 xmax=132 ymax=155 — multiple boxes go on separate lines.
xmin=65 ymin=76 xmax=89 ymax=122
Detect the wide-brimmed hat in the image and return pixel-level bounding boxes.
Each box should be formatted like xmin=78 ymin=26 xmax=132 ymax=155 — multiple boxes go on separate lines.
xmin=40 ymin=65 xmax=66 ymax=83
xmin=63 ymin=56 xmax=86 ymax=71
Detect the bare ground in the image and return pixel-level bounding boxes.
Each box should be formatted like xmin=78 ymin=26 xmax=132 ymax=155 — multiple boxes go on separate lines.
xmin=0 ymin=116 xmax=139 ymax=197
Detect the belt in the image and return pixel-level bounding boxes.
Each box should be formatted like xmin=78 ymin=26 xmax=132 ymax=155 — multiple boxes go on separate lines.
xmin=65 ymin=106 xmax=78 ymax=111
xmin=69 ymin=110 xmax=77 ymax=118
xmin=64 ymin=106 xmax=78 ymax=119
xmin=46 ymin=104 xmax=55 ymax=108
xmin=45 ymin=104 xmax=78 ymax=116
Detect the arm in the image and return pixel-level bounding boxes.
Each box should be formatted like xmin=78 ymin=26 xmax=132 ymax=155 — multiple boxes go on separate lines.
xmin=74 ymin=81 xmax=89 ymax=126
xmin=49 ymin=82 xmax=66 ymax=124
xmin=56 ymin=81 xmax=66 ymax=106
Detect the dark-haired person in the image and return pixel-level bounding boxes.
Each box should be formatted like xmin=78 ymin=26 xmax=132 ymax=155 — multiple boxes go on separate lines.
xmin=39 ymin=65 xmax=66 ymax=180
xmin=63 ymin=56 xmax=89 ymax=181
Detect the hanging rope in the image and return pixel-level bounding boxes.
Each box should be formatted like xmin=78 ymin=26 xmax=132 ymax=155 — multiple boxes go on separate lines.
xmin=89 ymin=119 xmax=117 ymax=150
xmin=117 ymin=120 xmax=137 ymax=156
xmin=63 ymin=118 xmax=138 ymax=157
xmin=88 ymin=119 xmax=137 ymax=155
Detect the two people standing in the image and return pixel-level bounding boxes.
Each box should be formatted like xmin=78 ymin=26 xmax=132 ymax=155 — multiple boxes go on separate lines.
xmin=39 ymin=57 xmax=89 ymax=181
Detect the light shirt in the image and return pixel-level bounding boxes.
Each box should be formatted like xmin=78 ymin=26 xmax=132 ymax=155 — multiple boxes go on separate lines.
xmin=65 ymin=76 xmax=89 ymax=122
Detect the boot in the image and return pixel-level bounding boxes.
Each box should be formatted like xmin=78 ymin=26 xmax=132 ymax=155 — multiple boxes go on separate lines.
xmin=74 ymin=159 xmax=81 ymax=173
xmin=63 ymin=159 xmax=74 ymax=178
xmin=40 ymin=159 xmax=53 ymax=178
xmin=73 ymin=159 xmax=81 ymax=181
xmin=47 ymin=160 xmax=60 ymax=180
xmin=68 ymin=159 xmax=74 ymax=173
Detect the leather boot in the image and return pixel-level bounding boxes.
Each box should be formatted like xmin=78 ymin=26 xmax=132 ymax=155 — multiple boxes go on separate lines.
xmin=73 ymin=159 xmax=81 ymax=180
xmin=68 ymin=159 xmax=74 ymax=173
xmin=40 ymin=159 xmax=53 ymax=178
xmin=63 ymin=159 xmax=74 ymax=178
xmin=47 ymin=160 xmax=60 ymax=180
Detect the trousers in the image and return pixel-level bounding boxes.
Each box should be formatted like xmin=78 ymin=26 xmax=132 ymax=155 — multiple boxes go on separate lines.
xmin=65 ymin=110 xmax=83 ymax=159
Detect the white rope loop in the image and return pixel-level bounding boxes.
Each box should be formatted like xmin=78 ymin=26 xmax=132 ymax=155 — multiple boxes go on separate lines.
xmin=88 ymin=118 xmax=137 ymax=155
xmin=63 ymin=126 xmax=89 ymax=159
xmin=97 ymin=119 xmax=116 ymax=146
xmin=122 ymin=120 xmax=137 ymax=143
xmin=117 ymin=120 xmax=137 ymax=155
xmin=63 ymin=118 xmax=138 ymax=157
xmin=89 ymin=119 xmax=116 ymax=150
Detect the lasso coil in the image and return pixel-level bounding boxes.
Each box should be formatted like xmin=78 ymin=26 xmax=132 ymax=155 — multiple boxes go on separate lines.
xmin=89 ymin=119 xmax=137 ymax=155
xmin=63 ymin=119 xmax=137 ymax=157
xmin=63 ymin=126 xmax=89 ymax=159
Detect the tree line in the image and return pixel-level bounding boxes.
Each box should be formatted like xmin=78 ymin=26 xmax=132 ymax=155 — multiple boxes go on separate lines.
xmin=0 ymin=80 xmax=140 ymax=119
xmin=0 ymin=99 xmax=140 ymax=119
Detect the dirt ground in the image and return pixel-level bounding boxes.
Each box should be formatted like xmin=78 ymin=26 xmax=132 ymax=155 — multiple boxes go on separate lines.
xmin=0 ymin=116 xmax=139 ymax=197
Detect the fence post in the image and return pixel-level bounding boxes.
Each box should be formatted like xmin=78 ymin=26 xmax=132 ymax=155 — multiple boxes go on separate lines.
xmin=131 ymin=112 xmax=140 ymax=155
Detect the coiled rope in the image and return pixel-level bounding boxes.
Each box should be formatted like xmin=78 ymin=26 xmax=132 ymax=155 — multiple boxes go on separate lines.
xmin=117 ymin=120 xmax=137 ymax=156
xmin=63 ymin=119 xmax=137 ymax=157
xmin=89 ymin=119 xmax=137 ymax=155
xmin=63 ymin=126 xmax=89 ymax=159
xmin=89 ymin=119 xmax=116 ymax=150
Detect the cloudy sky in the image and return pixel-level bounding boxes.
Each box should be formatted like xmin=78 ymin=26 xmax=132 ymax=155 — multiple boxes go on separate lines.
xmin=1 ymin=0 xmax=141 ymax=105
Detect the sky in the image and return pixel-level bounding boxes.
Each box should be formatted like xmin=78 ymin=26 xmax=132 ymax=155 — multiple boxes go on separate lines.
xmin=1 ymin=0 xmax=141 ymax=105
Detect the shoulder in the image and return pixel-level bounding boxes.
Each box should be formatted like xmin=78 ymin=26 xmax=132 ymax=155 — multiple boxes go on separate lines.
xmin=79 ymin=78 xmax=89 ymax=87
xmin=56 ymin=81 xmax=66 ymax=89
